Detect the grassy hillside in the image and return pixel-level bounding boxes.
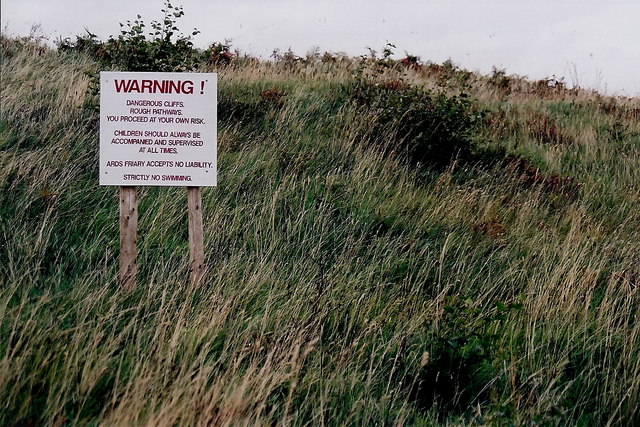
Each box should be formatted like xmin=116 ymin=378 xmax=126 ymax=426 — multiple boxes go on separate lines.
xmin=1 ymin=34 xmax=639 ymax=425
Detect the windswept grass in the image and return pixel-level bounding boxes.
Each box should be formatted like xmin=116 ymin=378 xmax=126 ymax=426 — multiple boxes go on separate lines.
xmin=1 ymin=35 xmax=639 ymax=425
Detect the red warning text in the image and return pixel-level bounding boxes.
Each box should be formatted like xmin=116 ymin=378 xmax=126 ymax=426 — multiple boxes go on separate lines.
xmin=114 ymin=79 xmax=195 ymax=94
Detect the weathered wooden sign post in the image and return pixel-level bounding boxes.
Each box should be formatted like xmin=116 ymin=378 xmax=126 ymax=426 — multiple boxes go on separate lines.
xmin=119 ymin=186 xmax=138 ymax=288
xmin=187 ymin=186 xmax=205 ymax=283
xmin=100 ymin=71 xmax=217 ymax=288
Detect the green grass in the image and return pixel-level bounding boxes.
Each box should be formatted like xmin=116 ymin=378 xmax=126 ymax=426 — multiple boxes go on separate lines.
xmin=1 ymin=35 xmax=639 ymax=425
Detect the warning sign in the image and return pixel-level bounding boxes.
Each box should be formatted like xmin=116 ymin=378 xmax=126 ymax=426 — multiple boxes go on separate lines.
xmin=99 ymin=71 xmax=217 ymax=186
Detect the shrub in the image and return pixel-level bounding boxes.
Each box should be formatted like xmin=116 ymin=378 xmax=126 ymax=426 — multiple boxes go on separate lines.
xmin=400 ymin=53 xmax=421 ymax=70
xmin=56 ymin=29 xmax=103 ymax=58
xmin=488 ymin=67 xmax=513 ymax=94
xmin=409 ymin=297 xmax=524 ymax=416
xmin=58 ymin=1 xmax=201 ymax=72
xmin=351 ymin=79 xmax=485 ymax=169
xmin=205 ymin=41 xmax=234 ymax=66
xmin=217 ymin=87 xmax=287 ymax=139
xmin=101 ymin=2 xmax=201 ymax=72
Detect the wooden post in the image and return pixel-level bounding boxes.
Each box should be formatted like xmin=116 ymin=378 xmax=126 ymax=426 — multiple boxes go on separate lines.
xmin=119 ymin=186 xmax=138 ymax=289
xmin=187 ymin=186 xmax=205 ymax=284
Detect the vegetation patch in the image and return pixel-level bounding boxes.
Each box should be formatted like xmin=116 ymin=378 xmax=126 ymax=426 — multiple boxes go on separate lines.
xmin=1 ymin=3 xmax=639 ymax=425
xmin=350 ymin=79 xmax=485 ymax=169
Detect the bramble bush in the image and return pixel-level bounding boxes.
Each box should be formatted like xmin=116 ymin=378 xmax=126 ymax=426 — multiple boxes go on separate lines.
xmin=351 ymin=78 xmax=486 ymax=169
xmin=58 ymin=1 xmax=202 ymax=72
xmin=410 ymin=296 xmax=524 ymax=417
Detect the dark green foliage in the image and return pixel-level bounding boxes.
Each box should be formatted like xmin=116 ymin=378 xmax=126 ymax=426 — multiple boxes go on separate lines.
xmin=410 ymin=296 xmax=523 ymax=416
xmin=56 ymin=29 xmax=103 ymax=58
xmin=218 ymin=87 xmax=286 ymax=125
xmin=351 ymin=79 xmax=485 ymax=169
xmin=58 ymin=1 xmax=202 ymax=72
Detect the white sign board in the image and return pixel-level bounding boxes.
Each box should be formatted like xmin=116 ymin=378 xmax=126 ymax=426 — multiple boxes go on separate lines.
xmin=100 ymin=71 xmax=217 ymax=186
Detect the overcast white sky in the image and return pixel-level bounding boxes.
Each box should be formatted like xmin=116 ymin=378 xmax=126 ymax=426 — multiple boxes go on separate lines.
xmin=2 ymin=0 xmax=639 ymax=96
